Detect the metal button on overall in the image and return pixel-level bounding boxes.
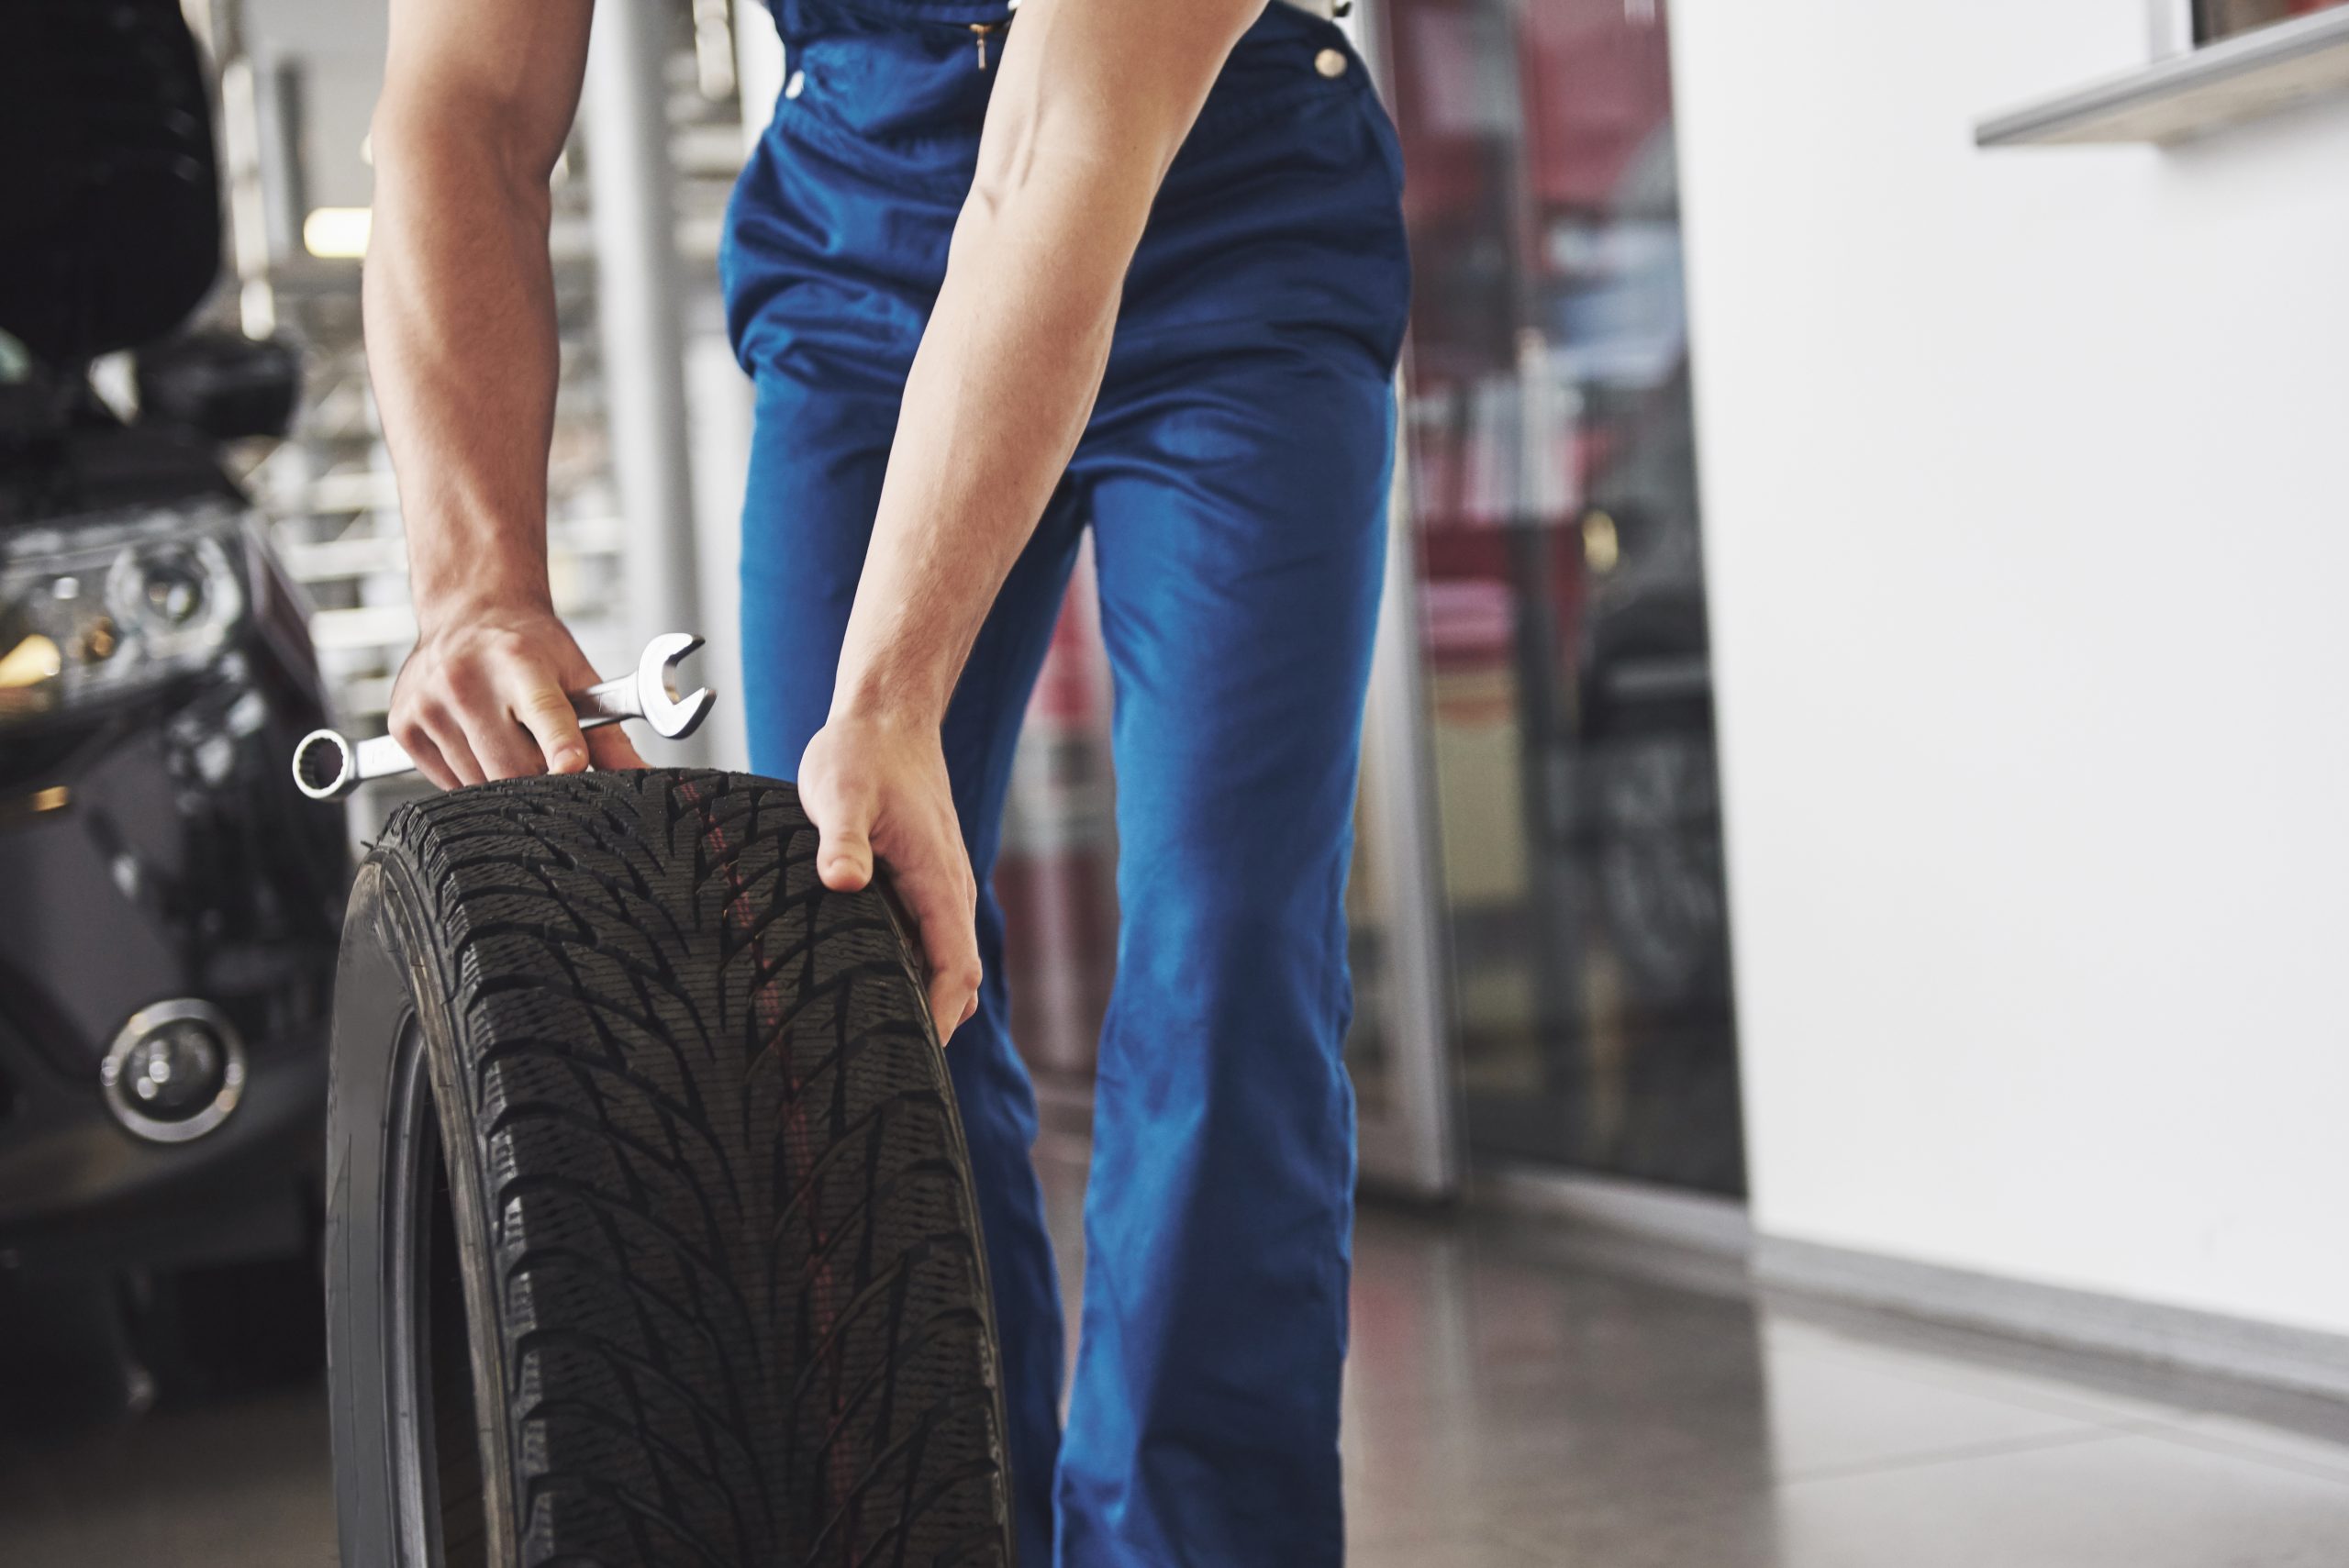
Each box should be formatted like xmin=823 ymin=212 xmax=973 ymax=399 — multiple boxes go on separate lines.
xmin=721 ymin=1 xmax=1411 ymax=1563
xmin=969 ymin=19 xmax=1005 ymax=69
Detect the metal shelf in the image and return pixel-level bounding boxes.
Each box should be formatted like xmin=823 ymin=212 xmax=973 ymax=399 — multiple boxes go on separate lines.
xmin=1978 ymin=6 xmax=2349 ymax=147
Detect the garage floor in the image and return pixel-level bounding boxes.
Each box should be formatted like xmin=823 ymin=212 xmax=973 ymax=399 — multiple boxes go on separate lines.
xmin=6 ymin=1167 xmax=2349 ymax=1568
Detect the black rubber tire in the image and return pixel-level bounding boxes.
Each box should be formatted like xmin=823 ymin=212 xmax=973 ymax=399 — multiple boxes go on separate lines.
xmin=325 ymin=769 xmax=1015 ymax=1568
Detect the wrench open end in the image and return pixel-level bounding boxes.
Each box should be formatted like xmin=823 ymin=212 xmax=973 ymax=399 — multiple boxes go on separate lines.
xmin=638 ymin=633 xmax=716 ymax=740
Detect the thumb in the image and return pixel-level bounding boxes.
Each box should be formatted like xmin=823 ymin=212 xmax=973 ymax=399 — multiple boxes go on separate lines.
xmin=817 ymin=805 xmax=875 ymax=892
xmin=513 ymin=684 xmax=590 ymax=775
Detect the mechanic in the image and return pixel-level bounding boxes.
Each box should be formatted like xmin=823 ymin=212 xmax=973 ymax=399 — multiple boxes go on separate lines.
xmin=366 ymin=0 xmax=1408 ymax=1559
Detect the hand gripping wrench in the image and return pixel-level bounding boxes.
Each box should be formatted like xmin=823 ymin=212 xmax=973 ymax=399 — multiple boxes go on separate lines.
xmin=291 ymin=631 xmax=715 ymax=802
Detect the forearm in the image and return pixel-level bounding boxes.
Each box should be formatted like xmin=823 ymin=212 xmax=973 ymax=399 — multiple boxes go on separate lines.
xmin=366 ymin=0 xmax=588 ymax=633
xmin=829 ymin=0 xmax=1264 ymax=727
xmin=788 ymin=0 xmax=1261 ymax=1029
xmin=831 ymin=170 xmax=1142 ymax=724
xmin=363 ymin=120 xmax=561 ymax=632
xmin=362 ymin=0 xmax=642 ymax=791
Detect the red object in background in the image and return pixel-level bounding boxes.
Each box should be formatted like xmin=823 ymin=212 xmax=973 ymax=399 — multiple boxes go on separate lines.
xmin=1383 ymin=0 xmax=1507 ymax=228
xmin=1384 ymin=0 xmax=1674 ymax=226
xmin=1381 ymin=0 xmax=1675 ymax=683
xmin=1517 ymin=0 xmax=1673 ymax=211
xmin=993 ymin=562 xmax=1121 ymax=1097
xmin=1026 ymin=580 xmax=1100 ymax=728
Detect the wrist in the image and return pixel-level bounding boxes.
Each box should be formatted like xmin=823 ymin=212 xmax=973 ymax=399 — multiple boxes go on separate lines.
xmin=412 ymin=582 xmax=554 ymax=643
xmin=828 ymin=670 xmax=950 ymax=732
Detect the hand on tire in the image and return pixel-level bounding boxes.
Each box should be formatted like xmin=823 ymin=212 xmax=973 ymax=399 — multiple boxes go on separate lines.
xmin=388 ymin=606 xmax=648 ymax=790
xmin=796 ymin=714 xmax=984 ymax=1042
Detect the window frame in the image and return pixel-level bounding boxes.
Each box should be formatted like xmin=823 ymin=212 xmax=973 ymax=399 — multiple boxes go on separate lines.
xmin=2150 ymin=0 xmax=2199 ymax=57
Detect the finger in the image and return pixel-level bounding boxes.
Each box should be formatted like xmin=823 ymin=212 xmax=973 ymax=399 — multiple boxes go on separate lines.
xmin=434 ymin=663 xmax=515 ymax=784
xmin=423 ymin=710 xmax=487 ymax=788
xmin=584 ymin=725 xmax=648 ymax=773
xmin=391 ymin=715 xmax=458 ymax=792
xmin=897 ymin=865 xmax=982 ymax=1041
xmin=470 ymin=706 xmax=550 ymax=782
xmin=508 ymin=682 xmax=588 ymax=776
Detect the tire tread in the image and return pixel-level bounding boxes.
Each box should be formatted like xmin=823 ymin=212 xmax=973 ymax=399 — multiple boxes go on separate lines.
xmin=370 ymin=769 xmax=1011 ymax=1568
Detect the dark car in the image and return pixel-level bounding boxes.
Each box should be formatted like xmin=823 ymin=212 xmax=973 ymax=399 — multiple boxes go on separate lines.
xmin=0 ymin=0 xmax=348 ymax=1418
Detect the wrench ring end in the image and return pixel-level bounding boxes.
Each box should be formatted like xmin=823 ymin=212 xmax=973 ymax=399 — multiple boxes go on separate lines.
xmin=293 ymin=728 xmax=357 ymax=802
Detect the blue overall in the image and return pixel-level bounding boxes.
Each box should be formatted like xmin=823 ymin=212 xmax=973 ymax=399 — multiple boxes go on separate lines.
xmin=721 ymin=2 xmax=1409 ymax=1560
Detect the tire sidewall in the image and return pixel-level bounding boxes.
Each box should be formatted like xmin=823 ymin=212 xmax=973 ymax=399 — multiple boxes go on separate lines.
xmin=326 ymin=849 xmax=522 ymax=1568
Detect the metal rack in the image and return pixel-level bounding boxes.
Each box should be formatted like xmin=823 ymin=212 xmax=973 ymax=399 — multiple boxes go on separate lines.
xmin=195 ymin=0 xmax=763 ymax=826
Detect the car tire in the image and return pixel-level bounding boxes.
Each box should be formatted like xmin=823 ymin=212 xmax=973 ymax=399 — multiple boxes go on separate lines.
xmin=325 ymin=770 xmax=1015 ymax=1568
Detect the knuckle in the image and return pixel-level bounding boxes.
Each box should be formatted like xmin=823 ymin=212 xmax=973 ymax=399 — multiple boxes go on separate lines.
xmin=440 ymin=661 xmax=489 ymax=701
xmin=390 ymin=677 xmax=438 ymax=722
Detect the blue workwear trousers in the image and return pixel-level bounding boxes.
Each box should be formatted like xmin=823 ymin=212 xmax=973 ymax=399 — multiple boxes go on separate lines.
xmin=722 ymin=2 xmax=1410 ymax=1561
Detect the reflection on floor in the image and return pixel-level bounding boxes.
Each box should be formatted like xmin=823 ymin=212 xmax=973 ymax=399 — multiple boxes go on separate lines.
xmin=1340 ymin=1205 xmax=2349 ymax=1568
xmin=9 ymin=1169 xmax=2349 ymax=1568
xmin=0 ymin=1372 xmax=334 ymax=1568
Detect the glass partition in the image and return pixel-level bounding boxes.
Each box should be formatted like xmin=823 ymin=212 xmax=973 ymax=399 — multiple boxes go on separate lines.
xmin=1377 ymin=0 xmax=1743 ymax=1195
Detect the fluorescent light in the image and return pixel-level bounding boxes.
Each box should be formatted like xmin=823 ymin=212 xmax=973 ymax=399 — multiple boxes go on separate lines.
xmin=303 ymin=206 xmax=373 ymax=260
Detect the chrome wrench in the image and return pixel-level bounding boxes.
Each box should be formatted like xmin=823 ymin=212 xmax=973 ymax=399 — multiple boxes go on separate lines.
xmin=291 ymin=631 xmax=714 ymax=801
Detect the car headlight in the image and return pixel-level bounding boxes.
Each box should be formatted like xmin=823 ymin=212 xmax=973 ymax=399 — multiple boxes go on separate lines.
xmin=0 ymin=508 xmax=249 ymax=725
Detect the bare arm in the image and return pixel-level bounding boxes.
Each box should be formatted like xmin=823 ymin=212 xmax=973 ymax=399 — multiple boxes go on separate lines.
xmin=796 ymin=0 xmax=1268 ymax=1035
xmin=830 ymin=0 xmax=1264 ymax=723
xmin=368 ymin=0 xmax=646 ymax=790
xmin=369 ymin=0 xmax=1264 ymax=1036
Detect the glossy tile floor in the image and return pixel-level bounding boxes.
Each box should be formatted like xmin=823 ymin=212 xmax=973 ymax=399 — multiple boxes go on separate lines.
xmin=1337 ymin=1209 xmax=2349 ymax=1568
xmin=8 ymin=1171 xmax=2349 ymax=1567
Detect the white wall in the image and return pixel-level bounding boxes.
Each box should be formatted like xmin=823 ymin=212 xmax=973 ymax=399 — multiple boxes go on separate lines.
xmin=1669 ymin=0 xmax=2349 ymax=1337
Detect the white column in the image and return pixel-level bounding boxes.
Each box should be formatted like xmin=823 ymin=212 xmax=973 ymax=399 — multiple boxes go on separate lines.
xmin=583 ymin=0 xmax=708 ymax=762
